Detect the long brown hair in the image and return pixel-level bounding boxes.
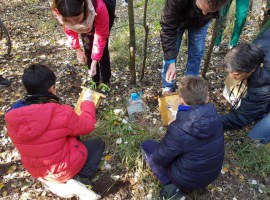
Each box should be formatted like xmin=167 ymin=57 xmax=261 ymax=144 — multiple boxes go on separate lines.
xmin=52 ymin=0 xmax=85 ymax=18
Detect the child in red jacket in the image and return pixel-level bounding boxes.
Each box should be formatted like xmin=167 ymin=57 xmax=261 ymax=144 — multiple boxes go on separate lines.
xmin=5 ymin=64 xmax=104 ymax=187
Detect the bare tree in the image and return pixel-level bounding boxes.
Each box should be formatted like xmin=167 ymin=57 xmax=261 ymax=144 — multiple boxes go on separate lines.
xmin=128 ymin=0 xmax=137 ymax=84
xmin=202 ymin=19 xmax=219 ymax=79
xmin=140 ymin=0 xmax=149 ymax=81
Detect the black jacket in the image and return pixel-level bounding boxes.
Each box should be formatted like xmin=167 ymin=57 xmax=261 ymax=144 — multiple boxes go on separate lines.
xmin=221 ymin=27 xmax=270 ymax=130
xmin=160 ymin=0 xmax=219 ymax=61
xmin=153 ymin=104 xmax=224 ymax=190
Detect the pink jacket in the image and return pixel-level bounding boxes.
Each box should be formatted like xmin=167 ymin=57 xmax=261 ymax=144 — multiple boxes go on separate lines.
xmin=62 ymin=0 xmax=109 ymax=61
xmin=5 ymin=101 xmax=96 ymax=183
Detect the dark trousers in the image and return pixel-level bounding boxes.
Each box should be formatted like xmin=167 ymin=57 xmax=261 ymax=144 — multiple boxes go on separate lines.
xmin=81 ymin=15 xmax=115 ymax=84
xmin=81 ymin=35 xmax=111 ymax=84
xmin=77 ymin=139 xmax=105 ymax=179
xmin=141 ymin=140 xmax=172 ymax=186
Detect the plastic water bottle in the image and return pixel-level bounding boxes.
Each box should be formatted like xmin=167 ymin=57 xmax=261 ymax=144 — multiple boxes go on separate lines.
xmin=127 ymin=93 xmax=146 ymax=122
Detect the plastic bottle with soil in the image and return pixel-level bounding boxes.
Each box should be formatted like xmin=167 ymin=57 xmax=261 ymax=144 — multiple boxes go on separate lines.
xmin=127 ymin=93 xmax=146 ymax=122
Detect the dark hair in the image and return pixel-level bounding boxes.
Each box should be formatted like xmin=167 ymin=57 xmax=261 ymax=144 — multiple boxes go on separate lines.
xmin=202 ymin=0 xmax=229 ymax=11
xmin=178 ymin=76 xmax=208 ymax=105
xmin=224 ymin=42 xmax=264 ymax=73
xmin=52 ymin=0 xmax=85 ymax=17
xmin=22 ymin=64 xmax=56 ymax=95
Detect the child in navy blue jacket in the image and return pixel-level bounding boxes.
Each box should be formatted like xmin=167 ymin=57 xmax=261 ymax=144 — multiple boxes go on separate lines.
xmin=141 ymin=76 xmax=224 ymax=199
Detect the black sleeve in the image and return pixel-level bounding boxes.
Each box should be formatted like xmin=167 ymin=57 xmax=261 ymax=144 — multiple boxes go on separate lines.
xmin=160 ymin=0 xmax=186 ymax=61
xmin=153 ymin=123 xmax=185 ymax=167
xmin=221 ymin=93 xmax=269 ymax=131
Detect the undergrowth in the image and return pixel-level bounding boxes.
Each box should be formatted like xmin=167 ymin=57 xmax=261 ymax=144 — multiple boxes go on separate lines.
xmin=235 ymin=142 xmax=270 ymax=175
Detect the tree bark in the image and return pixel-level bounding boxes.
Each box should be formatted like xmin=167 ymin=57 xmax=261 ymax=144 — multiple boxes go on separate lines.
xmin=140 ymin=0 xmax=149 ymax=81
xmin=202 ymin=19 xmax=219 ymax=79
xmin=128 ymin=0 xmax=136 ymax=84
xmin=249 ymin=0 xmax=253 ymax=12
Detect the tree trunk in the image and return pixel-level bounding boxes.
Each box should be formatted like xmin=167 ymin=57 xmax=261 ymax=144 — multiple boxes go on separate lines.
xmin=249 ymin=0 xmax=253 ymax=12
xmin=128 ymin=0 xmax=136 ymax=84
xmin=140 ymin=0 xmax=149 ymax=81
xmin=202 ymin=19 xmax=219 ymax=79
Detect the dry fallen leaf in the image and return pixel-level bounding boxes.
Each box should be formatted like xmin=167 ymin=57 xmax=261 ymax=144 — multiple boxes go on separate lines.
xmin=8 ymin=165 xmax=16 ymax=174
xmin=129 ymin=177 xmax=137 ymax=185
xmin=239 ymin=174 xmax=245 ymax=181
xmin=2 ymin=191 xmax=7 ymax=197
xmin=0 ymin=182 xmax=4 ymax=190
xmin=104 ymin=154 xmax=112 ymax=162
xmin=221 ymin=167 xmax=229 ymax=174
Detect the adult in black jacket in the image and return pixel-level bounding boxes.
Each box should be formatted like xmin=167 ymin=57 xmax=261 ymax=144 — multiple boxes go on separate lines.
xmin=221 ymin=28 xmax=270 ymax=143
xmin=141 ymin=76 xmax=224 ymax=199
xmin=161 ymin=0 xmax=228 ymax=93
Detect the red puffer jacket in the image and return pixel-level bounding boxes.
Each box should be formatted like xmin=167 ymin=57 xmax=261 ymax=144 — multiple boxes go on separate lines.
xmin=5 ymin=100 xmax=96 ymax=183
xmin=61 ymin=0 xmax=109 ymax=61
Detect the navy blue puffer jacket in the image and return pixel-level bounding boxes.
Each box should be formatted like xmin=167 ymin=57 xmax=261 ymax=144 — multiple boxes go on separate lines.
xmin=153 ymin=103 xmax=224 ymax=190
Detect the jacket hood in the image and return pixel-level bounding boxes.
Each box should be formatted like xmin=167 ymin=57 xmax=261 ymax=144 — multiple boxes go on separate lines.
xmin=5 ymin=101 xmax=55 ymax=142
xmin=175 ymin=103 xmax=222 ymax=140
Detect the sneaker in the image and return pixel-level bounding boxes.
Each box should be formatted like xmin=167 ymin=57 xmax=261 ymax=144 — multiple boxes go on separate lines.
xmin=162 ymin=87 xmax=173 ymax=95
xmin=228 ymin=45 xmax=233 ymax=50
xmin=73 ymin=175 xmax=92 ymax=189
xmin=41 ymin=179 xmax=100 ymax=200
xmin=213 ymin=46 xmax=220 ymax=53
xmin=89 ymin=79 xmax=97 ymax=90
xmin=68 ymin=179 xmax=101 ymax=200
xmin=0 ymin=75 xmax=10 ymax=86
xmin=161 ymin=184 xmax=184 ymax=200
xmin=98 ymin=83 xmax=110 ymax=96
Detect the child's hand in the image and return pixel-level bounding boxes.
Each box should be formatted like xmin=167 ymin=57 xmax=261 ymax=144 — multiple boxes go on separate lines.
xmin=76 ymin=48 xmax=87 ymax=64
xmin=82 ymin=90 xmax=93 ymax=102
xmin=88 ymin=60 xmax=97 ymax=77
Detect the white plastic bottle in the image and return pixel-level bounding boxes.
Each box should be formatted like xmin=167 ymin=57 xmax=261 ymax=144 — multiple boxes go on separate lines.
xmin=127 ymin=93 xmax=146 ymax=122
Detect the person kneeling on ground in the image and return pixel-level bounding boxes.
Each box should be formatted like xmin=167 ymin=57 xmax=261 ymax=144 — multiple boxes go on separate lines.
xmin=141 ymin=76 xmax=224 ymax=199
xmin=221 ymin=34 xmax=270 ymax=144
xmin=5 ymin=64 xmax=104 ymax=195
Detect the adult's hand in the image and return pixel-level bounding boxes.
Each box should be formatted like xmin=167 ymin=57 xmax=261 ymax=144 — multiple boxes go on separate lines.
xmin=166 ymin=62 xmax=176 ymax=83
xmin=76 ymin=48 xmax=87 ymax=64
xmin=88 ymin=60 xmax=97 ymax=77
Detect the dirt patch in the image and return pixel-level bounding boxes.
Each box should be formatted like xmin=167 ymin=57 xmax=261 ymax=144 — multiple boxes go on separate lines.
xmin=92 ymin=172 xmax=132 ymax=199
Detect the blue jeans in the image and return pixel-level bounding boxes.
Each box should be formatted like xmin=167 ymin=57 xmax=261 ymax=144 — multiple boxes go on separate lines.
xmin=162 ymin=23 xmax=210 ymax=89
xmin=248 ymin=113 xmax=270 ymax=144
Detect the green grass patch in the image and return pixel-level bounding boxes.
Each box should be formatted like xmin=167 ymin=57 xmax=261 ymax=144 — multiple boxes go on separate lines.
xmin=228 ymin=140 xmax=270 ymax=176
xmin=84 ymin=105 xmax=164 ymax=197
xmin=89 ymin=106 xmax=163 ymax=169
xmin=236 ymin=143 xmax=270 ymax=175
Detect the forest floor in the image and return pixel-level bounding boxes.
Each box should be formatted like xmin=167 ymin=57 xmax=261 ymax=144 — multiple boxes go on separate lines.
xmin=0 ymin=0 xmax=269 ymax=199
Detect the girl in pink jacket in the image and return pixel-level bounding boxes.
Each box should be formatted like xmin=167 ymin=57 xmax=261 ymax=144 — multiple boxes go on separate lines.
xmin=52 ymin=0 xmax=115 ymax=95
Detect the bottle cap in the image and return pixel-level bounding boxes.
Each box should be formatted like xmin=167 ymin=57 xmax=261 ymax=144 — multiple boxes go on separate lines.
xmin=131 ymin=93 xmax=139 ymax=100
